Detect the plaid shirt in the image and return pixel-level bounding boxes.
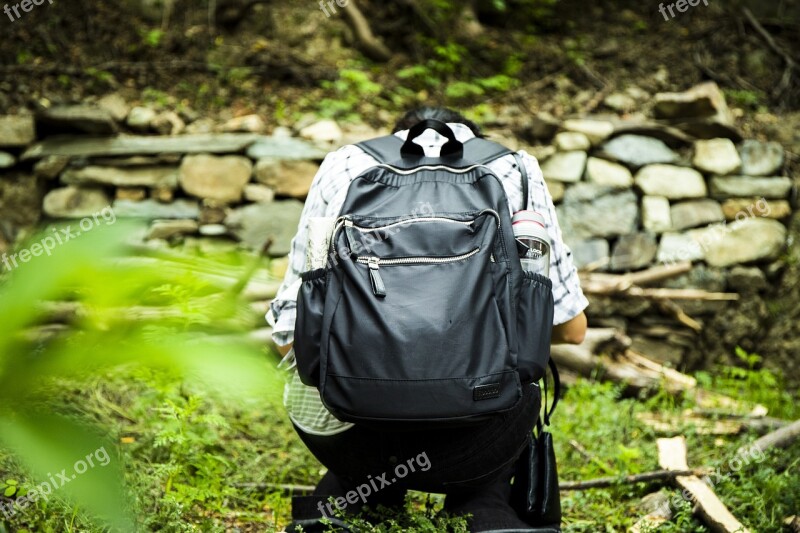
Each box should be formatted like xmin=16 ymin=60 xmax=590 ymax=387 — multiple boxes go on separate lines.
xmin=267 ymin=123 xmax=589 ymax=435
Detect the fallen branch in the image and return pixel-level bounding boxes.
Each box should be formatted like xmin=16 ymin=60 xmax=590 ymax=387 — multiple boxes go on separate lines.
xmin=737 ymin=418 xmax=800 ymax=458
xmin=558 ymin=469 xmax=702 ymax=491
xmin=741 ymin=7 xmax=798 ymax=99
xmin=550 ymin=329 xmax=696 ymax=394
xmin=341 ymin=0 xmax=393 ymax=61
xmin=658 ymin=437 xmax=751 ymax=533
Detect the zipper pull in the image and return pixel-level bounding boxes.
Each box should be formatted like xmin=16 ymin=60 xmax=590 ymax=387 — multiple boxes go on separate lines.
xmin=367 ymin=257 xmax=387 ymax=297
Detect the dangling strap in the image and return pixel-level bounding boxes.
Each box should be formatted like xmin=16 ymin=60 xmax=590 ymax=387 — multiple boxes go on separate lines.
xmin=512 ymin=152 xmax=529 ymax=212
xmin=543 ymin=359 xmax=561 ymax=427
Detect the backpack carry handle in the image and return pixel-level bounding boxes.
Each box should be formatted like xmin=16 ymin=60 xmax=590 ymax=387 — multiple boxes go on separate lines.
xmin=400 ymin=119 xmax=464 ymax=159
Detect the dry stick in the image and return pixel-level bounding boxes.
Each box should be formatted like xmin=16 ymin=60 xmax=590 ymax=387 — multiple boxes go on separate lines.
xmin=658 ymin=437 xmax=751 ymax=533
xmin=737 ymin=418 xmax=800 ymax=458
xmin=741 ymin=7 xmax=798 ymax=98
xmin=341 ymin=0 xmax=393 ymax=62
xmin=236 ymin=470 xmax=703 ymax=495
xmin=558 ymin=469 xmax=702 ymax=491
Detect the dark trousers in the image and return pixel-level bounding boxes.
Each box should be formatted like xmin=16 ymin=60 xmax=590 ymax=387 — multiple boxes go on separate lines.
xmin=293 ymin=382 xmax=541 ymax=508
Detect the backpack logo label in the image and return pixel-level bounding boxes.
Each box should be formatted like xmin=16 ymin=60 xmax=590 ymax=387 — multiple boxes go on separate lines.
xmin=473 ymin=383 xmax=501 ymax=401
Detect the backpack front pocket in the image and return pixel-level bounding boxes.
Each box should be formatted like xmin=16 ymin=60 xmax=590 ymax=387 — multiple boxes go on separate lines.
xmin=320 ymin=211 xmax=520 ymax=422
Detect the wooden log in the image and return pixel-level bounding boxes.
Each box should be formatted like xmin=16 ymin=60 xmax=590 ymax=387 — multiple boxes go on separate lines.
xmin=550 ymin=330 xmax=696 ymax=393
xmin=657 ymin=437 xmax=751 ymax=533
xmin=737 ymin=418 xmax=800 ymax=458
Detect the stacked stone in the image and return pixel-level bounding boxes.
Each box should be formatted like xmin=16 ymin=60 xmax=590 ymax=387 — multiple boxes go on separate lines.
xmin=0 ymin=103 xmax=353 ymax=258
xmin=529 ymin=82 xmax=795 ymax=367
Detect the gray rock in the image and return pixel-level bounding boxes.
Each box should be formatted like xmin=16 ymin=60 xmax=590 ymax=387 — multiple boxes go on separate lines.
xmin=33 ymin=155 xmax=70 ymax=179
xmin=43 ymin=186 xmax=111 ymax=218
xmin=704 ymin=218 xmax=786 ymax=267
xmin=641 ymin=196 xmax=672 ymax=234
xmin=585 ymin=157 xmax=633 ymax=188
xmin=567 ymin=238 xmax=610 ymax=270
xmin=126 ymin=106 xmax=157 ymax=131
xmin=22 ymin=133 xmax=261 ymax=160
xmin=0 ymin=173 xmax=43 ymax=228
xmin=635 ymin=164 xmax=707 ymax=199
xmin=603 ymin=92 xmax=636 ymax=112
xmin=739 ymin=140 xmax=784 ymax=176
xmin=721 ymin=198 xmax=791 ymax=221
xmin=554 ymin=132 xmax=591 ymax=151
xmin=728 ymin=266 xmax=767 ymax=292
xmin=225 ymin=200 xmax=304 ymax=256
xmin=599 ymin=135 xmax=679 ymax=168
xmin=541 ymin=151 xmax=587 ymax=183
xmin=664 ymin=264 xmax=727 ymax=292
xmin=96 ymin=93 xmax=130 ymax=122
xmin=219 ymin=114 xmax=267 ymax=134
xmin=0 ymin=115 xmax=36 ymax=147
xmin=151 ymin=111 xmax=185 ymax=135
xmin=557 ymin=189 xmax=638 ymax=240
xmin=254 ymin=158 xmax=319 ymax=198
xmin=199 ymin=224 xmax=229 ymax=236
xmin=146 ymin=219 xmax=199 ymax=240
xmin=657 ymin=231 xmax=705 ymax=264
xmin=561 ymin=119 xmax=615 ymax=145
xmin=692 ymin=138 xmax=741 ymax=175
xmin=527 ymin=113 xmax=559 ymax=141
xmin=244 ymin=184 xmax=276 ymax=204
xmin=113 ymin=199 xmax=200 ymax=219
xmin=610 ymin=233 xmax=658 ymax=271
xmin=670 ymin=199 xmax=724 ymax=231
xmin=709 ymin=176 xmax=793 ymax=199
xmin=62 ymin=166 xmax=179 ymax=189
xmin=246 ymin=136 xmax=328 ymax=160
xmin=563 ymin=183 xmax=616 ymax=203
xmin=179 ymin=154 xmax=253 ymax=204
xmin=545 ymin=180 xmax=565 ymax=203
xmin=37 ymin=105 xmax=118 ymax=135
xmin=0 ymin=151 xmax=15 ymax=168
xmin=653 ymin=82 xmax=732 ymax=120
xmin=299 ymin=120 xmax=343 ymax=143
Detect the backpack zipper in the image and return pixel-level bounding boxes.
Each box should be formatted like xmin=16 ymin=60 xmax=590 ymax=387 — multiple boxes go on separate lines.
xmin=346 ymin=216 xmax=474 ymax=232
xmin=356 ymin=248 xmax=480 ymax=297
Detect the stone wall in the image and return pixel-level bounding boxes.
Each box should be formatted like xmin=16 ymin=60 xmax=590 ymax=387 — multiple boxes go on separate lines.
xmin=0 ymin=82 xmax=796 ymax=373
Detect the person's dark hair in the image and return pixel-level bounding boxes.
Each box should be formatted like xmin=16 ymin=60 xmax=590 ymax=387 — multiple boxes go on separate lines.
xmin=393 ymin=107 xmax=483 ymax=137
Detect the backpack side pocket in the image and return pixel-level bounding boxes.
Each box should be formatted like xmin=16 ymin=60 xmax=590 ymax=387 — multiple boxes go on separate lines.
xmin=294 ymin=267 xmax=329 ymax=387
xmin=516 ymin=271 xmax=554 ymax=383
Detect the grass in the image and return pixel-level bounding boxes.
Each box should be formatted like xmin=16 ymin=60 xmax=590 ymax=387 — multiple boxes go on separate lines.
xmin=0 ymin=223 xmax=798 ymax=532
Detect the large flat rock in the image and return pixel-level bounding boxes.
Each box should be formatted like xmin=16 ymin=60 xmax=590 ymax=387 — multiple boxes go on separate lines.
xmin=62 ymin=166 xmax=179 ymax=189
xmin=21 ymin=133 xmax=262 ymax=160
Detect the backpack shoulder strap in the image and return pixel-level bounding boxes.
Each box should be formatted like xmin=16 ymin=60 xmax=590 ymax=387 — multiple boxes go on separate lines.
xmin=464 ymin=138 xmax=529 ymax=212
xmin=356 ymin=135 xmax=529 ymax=211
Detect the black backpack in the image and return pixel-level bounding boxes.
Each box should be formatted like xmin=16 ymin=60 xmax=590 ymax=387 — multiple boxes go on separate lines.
xmin=293 ymin=119 xmax=555 ymax=425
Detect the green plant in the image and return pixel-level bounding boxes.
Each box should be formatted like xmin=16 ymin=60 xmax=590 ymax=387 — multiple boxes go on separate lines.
xmin=318 ymin=68 xmax=383 ymax=121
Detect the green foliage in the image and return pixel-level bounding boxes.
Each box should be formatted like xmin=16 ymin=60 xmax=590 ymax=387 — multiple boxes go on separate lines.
xmin=724 ymin=89 xmax=765 ymax=110
xmin=140 ymin=28 xmax=165 ymax=48
xmin=0 ymin=222 xmax=284 ymax=531
xmin=318 ymin=68 xmax=383 ymax=121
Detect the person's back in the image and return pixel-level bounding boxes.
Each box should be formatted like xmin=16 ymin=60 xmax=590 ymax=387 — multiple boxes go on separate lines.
xmin=268 ymin=107 xmax=588 ymax=532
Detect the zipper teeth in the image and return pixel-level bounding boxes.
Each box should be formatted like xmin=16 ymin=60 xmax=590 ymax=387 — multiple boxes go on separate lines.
xmin=357 ymin=247 xmax=480 ymax=266
xmin=376 ymin=164 xmax=491 ymax=175
xmin=349 ymin=216 xmax=474 ymax=232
